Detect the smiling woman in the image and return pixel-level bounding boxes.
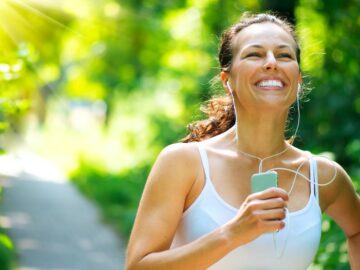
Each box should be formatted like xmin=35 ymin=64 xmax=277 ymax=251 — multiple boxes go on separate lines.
xmin=125 ymin=13 xmax=360 ymax=270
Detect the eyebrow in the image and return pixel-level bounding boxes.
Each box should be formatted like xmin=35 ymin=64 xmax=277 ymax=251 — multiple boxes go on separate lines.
xmin=244 ymin=44 xmax=292 ymax=49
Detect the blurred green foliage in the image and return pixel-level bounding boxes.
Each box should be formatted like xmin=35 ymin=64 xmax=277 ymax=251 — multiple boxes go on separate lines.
xmin=0 ymin=45 xmax=32 ymax=142
xmin=0 ymin=230 xmax=14 ymax=270
xmin=0 ymin=0 xmax=359 ymax=269
xmin=70 ymin=160 xmax=150 ymax=237
xmin=0 ymin=187 xmax=15 ymax=270
xmin=297 ymin=1 xmax=360 ymax=268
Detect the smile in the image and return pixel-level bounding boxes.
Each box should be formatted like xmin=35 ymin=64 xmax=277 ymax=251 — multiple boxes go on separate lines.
xmin=256 ymin=79 xmax=284 ymax=89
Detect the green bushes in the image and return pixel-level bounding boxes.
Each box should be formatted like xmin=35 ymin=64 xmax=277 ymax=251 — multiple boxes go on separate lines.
xmin=0 ymin=230 xmax=15 ymax=270
xmin=0 ymin=186 xmax=15 ymax=270
xmin=70 ymin=160 xmax=150 ymax=238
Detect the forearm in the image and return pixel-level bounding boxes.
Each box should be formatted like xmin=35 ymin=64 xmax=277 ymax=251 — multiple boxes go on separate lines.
xmin=127 ymin=226 xmax=235 ymax=270
xmin=348 ymin=232 xmax=360 ymax=270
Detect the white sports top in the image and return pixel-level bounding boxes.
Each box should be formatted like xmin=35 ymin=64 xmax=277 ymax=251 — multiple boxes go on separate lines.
xmin=171 ymin=143 xmax=322 ymax=270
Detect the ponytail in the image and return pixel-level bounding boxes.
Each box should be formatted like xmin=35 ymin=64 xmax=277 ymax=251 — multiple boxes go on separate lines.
xmin=181 ymin=95 xmax=235 ymax=142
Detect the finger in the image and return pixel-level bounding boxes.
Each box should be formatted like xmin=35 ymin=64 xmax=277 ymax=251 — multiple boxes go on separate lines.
xmin=245 ymin=197 xmax=287 ymax=212
xmin=253 ymin=208 xmax=287 ymax=221
xmin=260 ymin=197 xmax=288 ymax=210
xmin=248 ymin=187 xmax=288 ymax=201
xmin=262 ymin=220 xmax=286 ymax=233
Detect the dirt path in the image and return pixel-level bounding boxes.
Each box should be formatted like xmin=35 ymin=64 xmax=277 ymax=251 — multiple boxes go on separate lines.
xmin=0 ymin=152 xmax=126 ymax=270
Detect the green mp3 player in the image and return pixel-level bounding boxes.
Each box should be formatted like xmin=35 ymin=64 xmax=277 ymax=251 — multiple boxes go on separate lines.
xmin=251 ymin=171 xmax=278 ymax=193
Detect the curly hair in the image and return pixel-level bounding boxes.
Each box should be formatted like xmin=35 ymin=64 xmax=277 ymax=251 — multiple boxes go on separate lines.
xmin=181 ymin=13 xmax=301 ymax=143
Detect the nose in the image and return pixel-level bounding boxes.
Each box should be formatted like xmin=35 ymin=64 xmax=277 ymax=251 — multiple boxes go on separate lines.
xmin=263 ymin=52 xmax=277 ymax=71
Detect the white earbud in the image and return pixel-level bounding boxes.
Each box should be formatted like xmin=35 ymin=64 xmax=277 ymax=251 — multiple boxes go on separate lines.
xmin=226 ymin=80 xmax=233 ymax=93
xmin=297 ymin=83 xmax=301 ymax=97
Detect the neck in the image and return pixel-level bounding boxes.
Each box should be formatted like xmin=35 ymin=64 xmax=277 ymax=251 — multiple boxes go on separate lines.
xmin=231 ymin=108 xmax=289 ymax=159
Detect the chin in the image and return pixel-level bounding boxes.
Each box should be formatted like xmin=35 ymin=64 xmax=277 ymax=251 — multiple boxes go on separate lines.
xmin=255 ymin=96 xmax=292 ymax=110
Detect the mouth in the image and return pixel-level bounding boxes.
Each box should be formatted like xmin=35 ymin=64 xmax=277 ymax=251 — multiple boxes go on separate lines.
xmin=255 ymin=79 xmax=285 ymax=90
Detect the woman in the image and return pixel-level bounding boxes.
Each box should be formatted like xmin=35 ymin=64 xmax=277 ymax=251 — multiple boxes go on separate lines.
xmin=126 ymin=13 xmax=360 ymax=269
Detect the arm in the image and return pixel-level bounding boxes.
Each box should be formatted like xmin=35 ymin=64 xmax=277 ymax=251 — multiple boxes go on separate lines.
xmin=318 ymin=160 xmax=360 ymax=269
xmin=349 ymin=230 xmax=360 ymax=269
xmin=126 ymin=143 xmax=288 ymax=270
xmin=126 ymin=143 xmax=231 ymax=270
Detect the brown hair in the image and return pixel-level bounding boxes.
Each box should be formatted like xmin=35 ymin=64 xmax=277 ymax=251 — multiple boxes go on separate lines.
xmin=181 ymin=13 xmax=301 ymax=143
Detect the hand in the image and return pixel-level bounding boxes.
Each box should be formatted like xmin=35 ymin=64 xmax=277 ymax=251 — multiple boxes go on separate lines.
xmin=225 ymin=187 xmax=289 ymax=247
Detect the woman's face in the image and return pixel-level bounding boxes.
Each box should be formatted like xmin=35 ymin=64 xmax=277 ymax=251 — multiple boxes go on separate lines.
xmin=226 ymin=22 xmax=301 ymax=110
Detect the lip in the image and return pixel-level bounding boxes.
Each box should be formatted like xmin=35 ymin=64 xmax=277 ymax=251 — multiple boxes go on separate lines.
xmin=254 ymin=77 xmax=287 ymax=90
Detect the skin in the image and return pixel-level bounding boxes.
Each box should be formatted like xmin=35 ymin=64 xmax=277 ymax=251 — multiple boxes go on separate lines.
xmin=126 ymin=22 xmax=360 ymax=270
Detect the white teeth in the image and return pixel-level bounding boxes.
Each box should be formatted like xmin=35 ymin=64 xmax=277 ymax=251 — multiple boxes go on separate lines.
xmin=257 ymin=80 xmax=283 ymax=88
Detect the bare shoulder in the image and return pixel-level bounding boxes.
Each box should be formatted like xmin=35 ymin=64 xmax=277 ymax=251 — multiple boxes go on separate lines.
xmin=159 ymin=142 xmax=200 ymax=164
xmin=149 ymin=142 xmax=201 ymax=192
xmin=313 ymin=156 xmax=346 ymax=209
xmin=137 ymin=142 xmax=202 ymax=213
xmin=314 ymin=155 xmax=345 ymax=185
xmin=312 ymin=155 xmax=360 ymax=236
xmin=156 ymin=142 xmax=200 ymax=175
xmin=126 ymin=142 xmax=202 ymax=263
xmin=313 ymin=155 xmax=357 ymax=211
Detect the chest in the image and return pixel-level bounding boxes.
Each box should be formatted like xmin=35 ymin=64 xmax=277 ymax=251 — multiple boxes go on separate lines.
xmin=190 ymin=155 xmax=313 ymax=212
xmin=174 ymin=178 xmax=322 ymax=270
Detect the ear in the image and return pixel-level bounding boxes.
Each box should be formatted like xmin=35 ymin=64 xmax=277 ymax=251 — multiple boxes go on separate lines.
xmin=220 ymin=71 xmax=231 ymax=94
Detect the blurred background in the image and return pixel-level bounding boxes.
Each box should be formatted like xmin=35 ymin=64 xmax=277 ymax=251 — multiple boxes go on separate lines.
xmin=0 ymin=0 xmax=359 ymax=269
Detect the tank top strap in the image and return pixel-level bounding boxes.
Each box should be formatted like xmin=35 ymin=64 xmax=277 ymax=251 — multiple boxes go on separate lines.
xmin=309 ymin=157 xmax=319 ymax=203
xmin=197 ymin=143 xmax=211 ymax=181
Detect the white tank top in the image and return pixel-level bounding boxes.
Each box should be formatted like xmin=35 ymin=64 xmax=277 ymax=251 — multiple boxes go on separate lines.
xmin=171 ymin=143 xmax=322 ymax=270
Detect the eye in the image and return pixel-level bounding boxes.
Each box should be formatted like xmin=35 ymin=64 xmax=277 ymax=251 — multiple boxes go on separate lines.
xmin=278 ymin=53 xmax=293 ymax=59
xmin=245 ymin=52 xmax=261 ymax=58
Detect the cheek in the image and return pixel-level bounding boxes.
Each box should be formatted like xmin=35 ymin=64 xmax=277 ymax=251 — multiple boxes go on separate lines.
xmin=231 ymin=62 xmax=259 ymax=81
xmin=280 ymin=64 xmax=300 ymax=83
xmin=283 ymin=62 xmax=300 ymax=74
